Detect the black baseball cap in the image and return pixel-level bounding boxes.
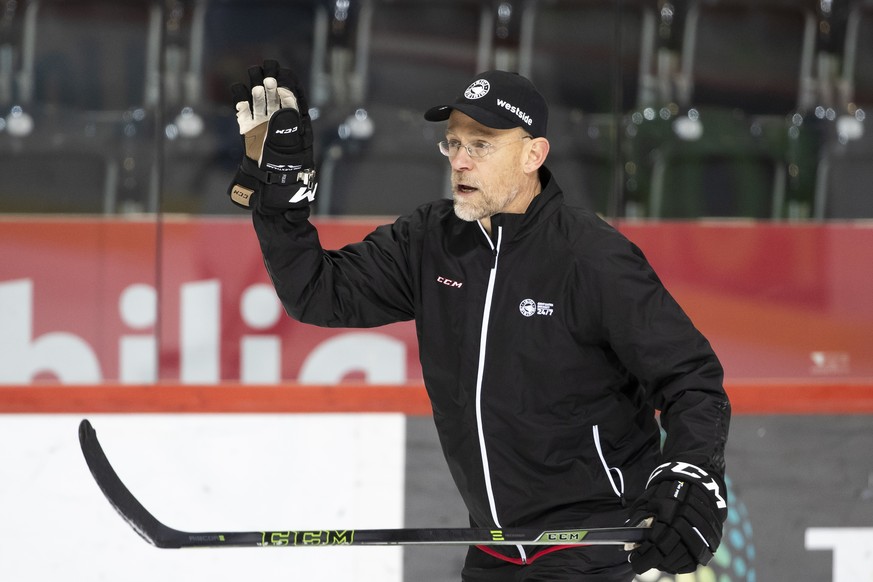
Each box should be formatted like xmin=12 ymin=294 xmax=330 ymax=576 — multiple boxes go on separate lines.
xmin=424 ymin=70 xmax=548 ymax=138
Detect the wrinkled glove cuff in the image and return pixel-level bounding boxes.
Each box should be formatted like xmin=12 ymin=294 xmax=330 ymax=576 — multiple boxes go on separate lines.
xmin=228 ymin=162 xmax=317 ymax=215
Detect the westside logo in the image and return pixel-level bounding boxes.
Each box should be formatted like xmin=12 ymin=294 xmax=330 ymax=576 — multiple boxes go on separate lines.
xmin=496 ymin=98 xmax=533 ymax=127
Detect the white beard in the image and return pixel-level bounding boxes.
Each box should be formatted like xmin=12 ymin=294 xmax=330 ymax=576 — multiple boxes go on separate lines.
xmin=453 ymin=197 xmax=483 ymax=222
xmin=453 ymin=186 xmax=520 ymax=222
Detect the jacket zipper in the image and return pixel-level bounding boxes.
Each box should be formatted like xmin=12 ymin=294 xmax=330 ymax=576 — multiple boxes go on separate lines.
xmin=473 ymin=224 xmax=528 ymax=563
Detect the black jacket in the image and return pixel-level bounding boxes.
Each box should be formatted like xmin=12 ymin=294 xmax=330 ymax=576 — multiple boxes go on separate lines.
xmin=253 ymin=167 xmax=730 ymax=553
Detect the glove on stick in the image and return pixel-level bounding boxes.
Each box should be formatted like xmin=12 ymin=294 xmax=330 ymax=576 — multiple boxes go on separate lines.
xmin=228 ymin=60 xmax=317 ymax=214
xmin=627 ymin=461 xmax=728 ymax=575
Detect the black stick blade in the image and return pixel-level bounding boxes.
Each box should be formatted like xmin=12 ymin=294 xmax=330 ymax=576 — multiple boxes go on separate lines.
xmin=78 ymin=419 xmax=185 ymax=548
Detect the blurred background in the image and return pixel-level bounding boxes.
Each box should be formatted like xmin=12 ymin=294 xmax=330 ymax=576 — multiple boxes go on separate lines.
xmin=1 ymin=1 xmax=873 ymax=581
xmin=0 ymin=0 xmax=870 ymax=218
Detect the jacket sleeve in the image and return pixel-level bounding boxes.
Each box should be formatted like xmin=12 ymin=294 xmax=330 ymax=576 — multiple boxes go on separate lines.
xmin=251 ymin=209 xmax=417 ymax=328
xmin=592 ymin=230 xmax=730 ymax=477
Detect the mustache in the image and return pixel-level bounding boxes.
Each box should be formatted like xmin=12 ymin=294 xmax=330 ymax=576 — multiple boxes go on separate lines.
xmin=451 ymin=173 xmax=481 ymax=189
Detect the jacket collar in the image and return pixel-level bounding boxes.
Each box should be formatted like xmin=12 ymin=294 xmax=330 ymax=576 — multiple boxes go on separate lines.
xmin=487 ymin=165 xmax=563 ymax=244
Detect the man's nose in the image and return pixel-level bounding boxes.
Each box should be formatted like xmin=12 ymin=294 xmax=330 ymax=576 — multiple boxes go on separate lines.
xmin=450 ymin=148 xmax=474 ymax=171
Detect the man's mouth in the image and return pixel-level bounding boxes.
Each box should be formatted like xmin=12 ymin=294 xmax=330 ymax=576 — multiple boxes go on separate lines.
xmin=455 ymin=184 xmax=478 ymax=195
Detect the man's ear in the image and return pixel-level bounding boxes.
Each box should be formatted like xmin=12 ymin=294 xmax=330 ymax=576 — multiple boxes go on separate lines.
xmin=523 ymin=137 xmax=550 ymax=174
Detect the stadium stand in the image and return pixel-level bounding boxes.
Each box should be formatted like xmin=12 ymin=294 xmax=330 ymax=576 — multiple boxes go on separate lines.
xmin=0 ymin=0 xmax=156 ymax=213
xmin=626 ymin=0 xmax=822 ymax=219
xmin=0 ymin=149 xmax=120 ymax=213
xmin=0 ymin=0 xmax=22 ymax=113
xmin=645 ymin=110 xmax=790 ymax=219
xmin=316 ymin=0 xmax=489 ymax=216
xmin=847 ymin=0 xmax=873 ymax=107
xmin=815 ymin=125 xmax=873 ymax=219
xmin=156 ymin=0 xmax=327 ymax=214
xmin=518 ymin=0 xmax=658 ymax=115
xmin=813 ymin=0 xmax=873 ymax=219
xmin=675 ymin=0 xmax=817 ymax=115
xmin=515 ymin=0 xmax=658 ymax=215
xmin=0 ymin=0 xmax=871 ymax=221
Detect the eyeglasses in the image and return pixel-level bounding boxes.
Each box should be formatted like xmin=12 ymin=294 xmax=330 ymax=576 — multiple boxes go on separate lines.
xmin=438 ymin=136 xmax=532 ymax=159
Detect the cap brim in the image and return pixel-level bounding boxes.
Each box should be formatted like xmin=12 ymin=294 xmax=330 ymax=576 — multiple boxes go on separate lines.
xmin=424 ymin=103 xmax=520 ymax=130
xmin=423 ymin=105 xmax=452 ymax=122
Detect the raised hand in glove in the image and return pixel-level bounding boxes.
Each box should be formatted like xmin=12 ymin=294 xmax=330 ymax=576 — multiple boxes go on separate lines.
xmin=627 ymin=461 xmax=728 ymax=575
xmin=228 ymin=59 xmax=317 ymax=214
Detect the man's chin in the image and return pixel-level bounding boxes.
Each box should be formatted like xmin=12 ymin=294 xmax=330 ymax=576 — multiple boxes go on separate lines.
xmin=453 ymin=202 xmax=482 ymax=223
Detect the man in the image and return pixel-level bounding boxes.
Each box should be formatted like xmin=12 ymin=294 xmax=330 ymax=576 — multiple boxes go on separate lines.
xmin=228 ymin=61 xmax=730 ymax=581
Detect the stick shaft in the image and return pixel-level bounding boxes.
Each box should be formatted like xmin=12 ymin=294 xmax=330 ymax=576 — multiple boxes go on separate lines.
xmin=78 ymin=419 xmax=646 ymax=549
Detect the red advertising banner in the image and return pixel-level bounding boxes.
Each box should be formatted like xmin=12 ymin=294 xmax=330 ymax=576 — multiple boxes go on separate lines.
xmin=619 ymin=222 xmax=873 ymax=380
xmin=1 ymin=217 xmax=872 ymax=384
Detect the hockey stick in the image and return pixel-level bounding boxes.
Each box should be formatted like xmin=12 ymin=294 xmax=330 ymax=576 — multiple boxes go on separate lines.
xmin=78 ymin=419 xmax=647 ymax=549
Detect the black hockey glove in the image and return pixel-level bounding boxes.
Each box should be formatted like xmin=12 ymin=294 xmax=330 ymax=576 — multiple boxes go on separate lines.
xmin=227 ymin=59 xmax=317 ymax=214
xmin=627 ymin=461 xmax=728 ymax=575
